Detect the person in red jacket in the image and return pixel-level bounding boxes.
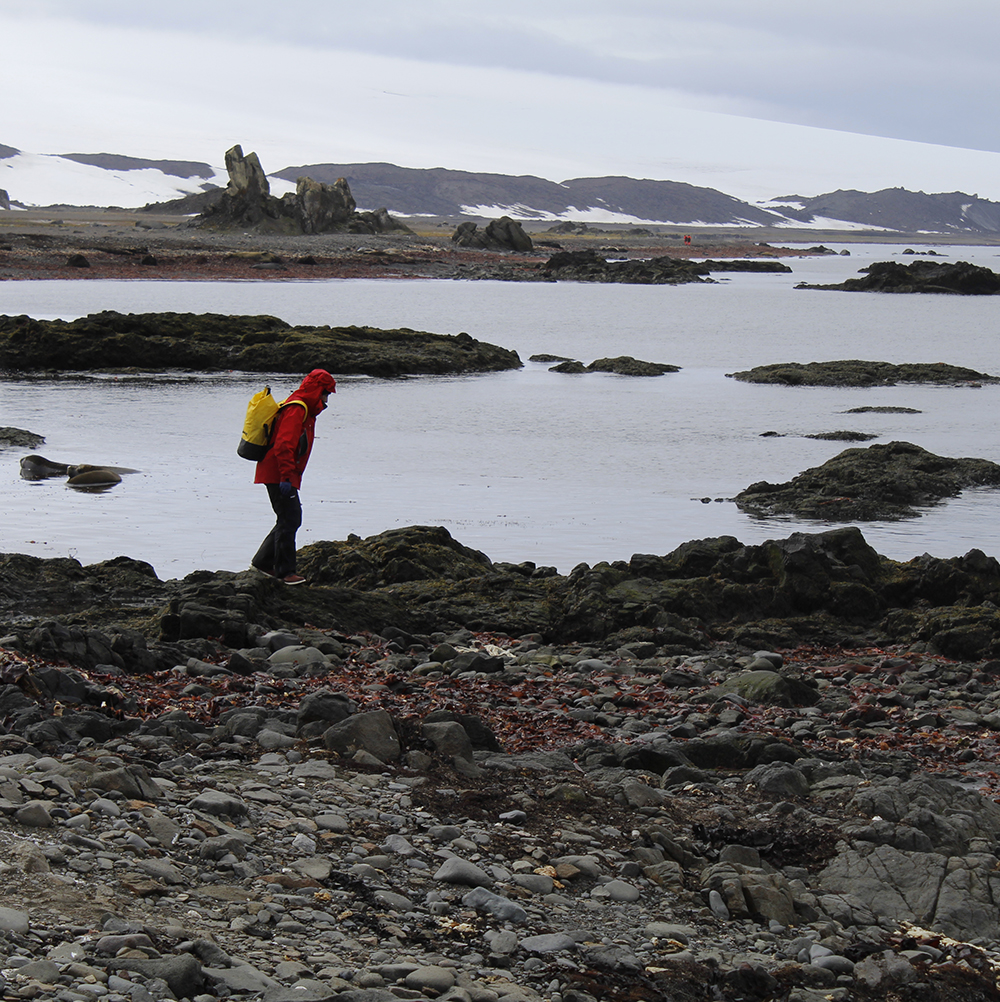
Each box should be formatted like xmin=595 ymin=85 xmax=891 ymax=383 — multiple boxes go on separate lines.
xmin=251 ymin=368 xmax=337 ymax=585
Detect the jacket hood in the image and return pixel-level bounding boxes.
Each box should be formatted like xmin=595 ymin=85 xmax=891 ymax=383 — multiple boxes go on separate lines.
xmin=284 ymin=368 xmax=337 ymax=413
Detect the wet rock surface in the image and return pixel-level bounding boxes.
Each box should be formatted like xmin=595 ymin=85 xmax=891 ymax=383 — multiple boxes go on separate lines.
xmin=0 ymin=312 xmax=521 ymax=375
xmin=5 ymin=528 xmax=1000 ymax=1000
xmin=9 ymin=518 xmax=1000 ymax=668
xmin=797 ymin=259 xmax=1000 ymax=294
xmin=727 ymin=360 xmax=997 ymax=386
xmin=735 ymin=441 xmax=1000 ymax=522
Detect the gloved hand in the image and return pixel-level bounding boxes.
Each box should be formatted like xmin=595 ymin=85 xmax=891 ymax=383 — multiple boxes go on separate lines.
xmin=279 ymin=481 xmax=296 ymax=498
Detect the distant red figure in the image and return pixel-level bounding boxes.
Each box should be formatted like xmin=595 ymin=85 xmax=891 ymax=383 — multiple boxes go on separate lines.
xmin=683 ymin=234 xmax=692 ymax=245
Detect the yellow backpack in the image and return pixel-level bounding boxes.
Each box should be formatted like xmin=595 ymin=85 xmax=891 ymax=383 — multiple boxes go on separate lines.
xmin=237 ymin=386 xmax=308 ymax=461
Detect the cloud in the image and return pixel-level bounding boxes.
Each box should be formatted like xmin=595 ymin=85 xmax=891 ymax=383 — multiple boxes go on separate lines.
xmin=17 ymin=0 xmax=995 ymax=152
xmin=2 ymin=1 xmax=999 ymax=202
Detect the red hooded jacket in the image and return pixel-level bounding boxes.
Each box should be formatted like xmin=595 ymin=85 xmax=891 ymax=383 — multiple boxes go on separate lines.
xmin=254 ymin=369 xmax=337 ymax=488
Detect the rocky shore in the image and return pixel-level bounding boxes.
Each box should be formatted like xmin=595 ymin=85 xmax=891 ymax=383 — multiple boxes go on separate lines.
xmin=4 ymin=526 xmax=1000 ymax=1001
xmin=0 ymin=212 xmax=828 ymax=284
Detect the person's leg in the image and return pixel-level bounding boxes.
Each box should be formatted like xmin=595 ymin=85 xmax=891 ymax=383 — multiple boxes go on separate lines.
xmin=265 ymin=483 xmax=302 ymax=578
xmin=251 ymin=526 xmax=277 ymax=573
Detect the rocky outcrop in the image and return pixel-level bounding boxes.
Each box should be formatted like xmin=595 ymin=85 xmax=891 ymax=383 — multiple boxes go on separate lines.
xmin=735 ymin=441 xmax=1000 ymax=521
xmin=451 ymin=216 xmax=534 ymax=251
xmin=197 ymin=145 xmax=410 ymax=236
xmin=293 ymin=175 xmax=355 ymax=232
xmin=0 ymin=426 xmax=44 ymax=448
xmin=541 ymin=248 xmax=711 ymax=284
xmin=550 ymin=356 xmax=681 ymax=376
xmin=797 ymin=259 xmax=1000 ymax=294
xmin=701 ymin=259 xmax=792 ymax=273
xmin=0 ymin=312 xmax=521 ymax=375
xmin=10 ymin=523 xmax=1000 ymax=663
xmin=0 ymin=188 xmax=9 ymax=210
xmin=727 ymin=359 xmax=996 ymax=385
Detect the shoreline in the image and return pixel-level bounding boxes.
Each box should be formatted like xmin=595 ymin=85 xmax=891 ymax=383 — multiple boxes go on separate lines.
xmin=2 ymin=210 xmax=985 ymax=284
xmin=3 ymin=523 xmax=1000 ymax=1000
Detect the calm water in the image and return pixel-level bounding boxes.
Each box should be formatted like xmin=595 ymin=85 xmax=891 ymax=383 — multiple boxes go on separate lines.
xmin=2 ymin=242 xmax=1000 ymax=580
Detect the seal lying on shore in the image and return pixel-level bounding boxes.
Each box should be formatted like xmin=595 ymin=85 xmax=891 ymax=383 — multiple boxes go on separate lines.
xmin=66 ymin=468 xmax=122 ymax=490
xmin=19 ymin=454 xmax=138 ymax=488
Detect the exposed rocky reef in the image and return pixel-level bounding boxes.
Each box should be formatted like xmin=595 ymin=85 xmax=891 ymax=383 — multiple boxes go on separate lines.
xmin=727 ymin=359 xmax=996 ymax=386
xmin=549 ymin=356 xmax=681 ymax=376
xmin=0 ymin=312 xmax=521 ymax=376
xmin=540 ymin=249 xmax=711 ymax=284
xmin=196 ymin=145 xmax=412 ymax=236
xmin=735 ymin=441 xmax=1000 ymax=521
xmin=0 ymin=426 xmax=44 ymax=448
xmin=797 ymin=259 xmax=1000 ymax=294
xmin=7 ymin=522 xmax=1000 ymax=665
xmin=700 ymin=259 xmax=792 ymax=273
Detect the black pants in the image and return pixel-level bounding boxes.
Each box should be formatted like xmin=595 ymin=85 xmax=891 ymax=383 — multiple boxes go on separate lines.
xmin=252 ymin=483 xmax=302 ymax=578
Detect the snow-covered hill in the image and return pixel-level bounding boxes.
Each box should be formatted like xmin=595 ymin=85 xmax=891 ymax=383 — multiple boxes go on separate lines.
xmin=3 ymin=139 xmax=1000 ymax=234
xmin=0 ymin=146 xmax=295 ymax=209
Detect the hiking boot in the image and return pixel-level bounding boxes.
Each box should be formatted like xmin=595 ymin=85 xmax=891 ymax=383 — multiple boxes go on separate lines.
xmin=251 ymin=564 xmax=276 ymax=577
xmin=282 ymin=574 xmax=308 ymax=586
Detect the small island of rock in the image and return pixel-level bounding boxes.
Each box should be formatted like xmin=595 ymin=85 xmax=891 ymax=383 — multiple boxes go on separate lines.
xmin=735 ymin=440 xmax=1000 ymax=520
xmin=0 ymin=312 xmax=522 ymax=376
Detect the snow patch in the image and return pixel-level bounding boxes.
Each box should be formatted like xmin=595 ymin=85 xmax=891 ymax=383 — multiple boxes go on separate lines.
xmin=0 ymin=152 xmax=227 ymax=207
xmin=456 ymin=202 xmax=753 ymax=227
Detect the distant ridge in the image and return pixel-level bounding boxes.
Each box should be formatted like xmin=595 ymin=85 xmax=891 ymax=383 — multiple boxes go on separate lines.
xmin=767 ymin=188 xmax=1000 ymax=233
xmin=58 ymin=153 xmax=216 ymax=180
xmin=3 ymin=141 xmax=1000 ymax=234
xmin=271 ymin=162 xmax=785 ymax=226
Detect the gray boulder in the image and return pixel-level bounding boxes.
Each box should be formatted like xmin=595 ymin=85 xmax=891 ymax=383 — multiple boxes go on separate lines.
xmin=322 ymin=709 xmax=400 ymax=762
xmin=710 ymin=670 xmax=818 ymax=707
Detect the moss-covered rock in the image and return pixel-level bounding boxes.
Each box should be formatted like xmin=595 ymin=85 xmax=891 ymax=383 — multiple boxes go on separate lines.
xmin=736 ymin=441 xmax=1000 ymax=520
xmin=8 ymin=524 xmax=1000 ymax=666
xmin=727 ymin=360 xmax=996 ymax=386
xmin=709 ymin=670 xmax=819 ymax=707
xmin=0 ymin=312 xmax=521 ymax=375
xmin=797 ymin=259 xmax=1000 ymax=295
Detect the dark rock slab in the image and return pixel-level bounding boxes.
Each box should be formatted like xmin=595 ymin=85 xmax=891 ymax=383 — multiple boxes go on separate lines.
xmin=797 ymin=259 xmax=1000 ymax=294
xmin=11 ymin=520 xmax=1000 ymax=668
xmin=541 ymin=249 xmax=711 ymax=284
xmin=804 ymin=431 xmax=878 ymax=442
xmin=0 ymin=426 xmax=44 ymax=448
xmin=735 ymin=440 xmax=1000 ymax=521
xmin=0 ymin=312 xmax=521 ymax=375
xmin=727 ymin=359 xmax=996 ymax=385
xmin=452 ymin=217 xmax=533 ymax=251
xmin=701 ymin=259 xmax=792 ymax=273
xmin=586 ymin=356 xmax=681 ymax=376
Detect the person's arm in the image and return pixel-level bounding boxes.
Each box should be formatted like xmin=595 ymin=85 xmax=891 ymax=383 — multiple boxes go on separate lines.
xmin=270 ymin=405 xmax=306 ymax=484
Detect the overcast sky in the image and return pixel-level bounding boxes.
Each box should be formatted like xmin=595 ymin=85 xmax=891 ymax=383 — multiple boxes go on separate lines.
xmin=3 ymin=0 xmax=999 ymax=198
